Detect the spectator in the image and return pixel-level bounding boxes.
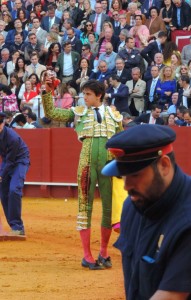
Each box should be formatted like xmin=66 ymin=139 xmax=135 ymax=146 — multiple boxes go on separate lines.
xmin=81 ymin=43 xmax=96 ymax=70
xmin=45 ymin=42 xmax=62 ymax=72
xmin=129 ymin=14 xmax=150 ymax=49
xmin=80 ymin=21 xmax=98 ymax=45
xmin=160 ymin=0 xmax=173 ymax=35
xmin=67 ymin=27 xmax=83 ymax=54
xmin=141 ymin=0 xmax=163 ymax=19
xmin=31 ymin=17 xmax=48 ymax=45
xmin=163 ymin=41 xmax=178 ymax=66
xmin=89 ymin=60 xmax=112 ymax=82
xmin=80 ymin=0 xmax=95 ymax=29
xmin=0 ymin=85 xmax=19 ymax=112
xmin=55 ymin=40 xmax=80 ymax=83
xmin=145 ymin=6 xmax=166 ymax=40
xmin=183 ymin=108 xmax=191 ymax=126
xmin=17 ymin=8 xmax=28 ymax=29
xmin=0 ymin=67 xmax=8 ymax=85
xmin=6 ymin=50 xmax=20 ymax=79
xmin=155 ymin=66 xmax=177 ymax=108
xmin=14 ymin=57 xmax=27 ymax=84
xmin=126 ymin=2 xmax=142 ymax=27
xmin=9 ymin=33 xmax=26 ymax=56
xmin=87 ymin=33 xmax=99 ymax=56
xmin=170 ymin=50 xmax=182 ymax=79
xmin=41 ymin=4 xmax=61 ymax=33
xmin=110 ymin=10 xmax=121 ymax=35
xmin=72 ymin=58 xmax=91 ymax=93
xmin=98 ymin=42 xmax=117 ymax=72
xmin=89 ymin=2 xmax=110 ymax=36
xmin=121 ymin=112 xmax=137 ymax=128
xmin=141 ymin=31 xmax=167 ymax=66
xmin=113 ymin=57 xmax=130 ymax=84
xmin=12 ymin=113 xmax=35 ymax=128
xmin=107 ymin=0 xmax=126 ymax=18
xmin=167 ymin=113 xmax=176 ymax=125
xmin=26 ymin=53 xmax=47 ymax=80
xmin=0 ymin=20 xmax=8 ymax=40
xmin=54 ymin=83 xmax=74 ymax=110
xmin=2 ymin=11 xmax=14 ymax=32
xmin=43 ymin=32 xmax=60 ymax=55
xmin=33 ymin=1 xmax=46 ymax=20
xmin=171 ymin=0 xmax=191 ymax=31
xmin=5 ymin=18 xmax=28 ymax=47
xmin=117 ymin=29 xmax=129 ymax=52
xmin=0 ymin=48 xmax=10 ymax=77
xmin=0 ymin=34 xmax=8 ymax=56
xmin=66 ymin=0 xmax=84 ymax=28
xmin=126 ymin=67 xmax=146 ymax=116
xmin=167 ymin=92 xmax=179 ymax=114
xmin=145 ymin=65 xmax=160 ymax=111
xmin=118 ymin=37 xmax=144 ymax=80
xmin=20 ymin=79 xmax=38 ymax=110
xmin=11 ymin=0 xmax=29 ymax=20
xmin=26 ymin=112 xmax=43 ymax=128
xmin=134 ymin=103 xmax=164 ymax=124
xmin=61 ymin=18 xmax=82 ymax=42
xmin=178 ymin=75 xmax=191 ymax=108
xmin=118 ymin=13 xmax=131 ymax=32
xmin=105 ymin=74 xmax=130 ymax=113
xmin=144 ymin=52 xmax=165 ymax=81
xmin=181 ymin=37 xmax=191 ymax=65
xmin=24 ymin=32 xmax=44 ymax=63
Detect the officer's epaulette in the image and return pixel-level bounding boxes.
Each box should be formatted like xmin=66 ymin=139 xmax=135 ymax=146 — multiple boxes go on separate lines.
xmin=71 ymin=106 xmax=88 ymax=116
xmin=106 ymin=106 xmax=123 ymax=122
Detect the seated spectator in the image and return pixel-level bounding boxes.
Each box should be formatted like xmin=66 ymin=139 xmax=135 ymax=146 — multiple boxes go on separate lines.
xmin=61 ymin=18 xmax=82 ymax=42
xmin=105 ymin=74 xmax=130 ymax=113
xmin=45 ymin=42 xmax=62 ymax=72
xmin=178 ymin=75 xmax=191 ymax=108
xmin=89 ymin=2 xmax=110 ymax=36
xmin=177 ymin=64 xmax=189 ymax=89
xmin=2 ymin=11 xmax=14 ymax=32
xmin=26 ymin=112 xmax=43 ymax=128
xmin=98 ymin=21 xmax=114 ymax=42
xmin=31 ymin=17 xmax=48 ymax=46
xmin=118 ymin=37 xmax=145 ymax=80
xmin=141 ymin=0 xmax=163 ymax=19
xmin=17 ymin=8 xmax=28 ymax=29
xmin=33 ymin=1 xmax=46 ymax=20
xmin=117 ymin=29 xmax=129 ymax=52
xmin=171 ymin=0 xmax=191 ymax=31
xmin=144 ymin=52 xmax=165 ymax=82
xmin=145 ymin=6 xmax=166 ymax=41
xmin=174 ymin=105 xmax=187 ymax=125
xmin=0 ymin=85 xmax=19 ymax=112
xmin=127 ymin=2 xmax=146 ymax=27
xmin=181 ymin=37 xmax=191 ymax=65
xmin=67 ymin=27 xmax=83 ymax=55
xmin=141 ymin=31 xmax=167 ymax=66
xmin=98 ymin=27 xmax=119 ymax=55
xmin=129 ymin=14 xmax=150 ymax=49
xmin=6 ymin=50 xmax=20 ymax=79
xmin=26 ymin=11 xmax=37 ymax=32
xmin=98 ymin=42 xmax=117 ymax=72
xmin=113 ymin=57 xmax=130 ymax=84
xmin=108 ymin=0 xmax=126 ymax=18
xmin=5 ymin=18 xmax=28 ymax=47
xmin=110 ymin=10 xmax=121 ymax=36
xmin=28 ymin=73 xmax=41 ymax=94
xmin=89 ymin=60 xmax=112 ymax=82
xmin=159 ymin=0 xmax=173 ymax=35
xmin=156 ymin=66 xmax=177 ymax=108
xmin=80 ymin=0 xmax=95 ymax=30
xmin=126 ymin=67 xmax=146 ymax=116
xmin=0 ymin=34 xmax=7 ymax=57
xmin=20 ymin=79 xmax=38 ymax=109
xmin=167 ymin=113 xmax=177 ymax=126
xmin=167 ymin=92 xmax=179 ymax=114
xmin=72 ymin=58 xmax=91 ymax=93
xmin=80 ymin=21 xmax=98 ymax=44
xmin=87 ymin=33 xmax=99 ymax=56
xmin=9 ymin=33 xmax=26 ymax=56
xmin=9 ymin=72 xmax=21 ymax=100
xmin=118 ymin=14 xmax=131 ymax=32
xmin=121 ymin=112 xmax=137 ymax=128
xmin=134 ymin=104 xmax=164 ymax=124
xmin=0 ymin=20 xmax=8 ymax=40
xmin=66 ymin=0 xmax=84 ymax=28
xmin=11 ymin=113 xmax=35 ymax=128
xmin=26 ymin=53 xmax=47 ymax=80
xmin=43 ymin=32 xmax=60 ymax=55
xmin=54 ymin=83 xmax=74 ymax=109
xmin=41 ymin=4 xmax=61 ymax=33
xmin=182 ymin=109 xmax=191 ymax=126
xmin=14 ymin=57 xmax=28 ymax=84
xmin=11 ymin=0 xmax=29 ymax=20
xmin=24 ymin=32 xmax=44 ymax=64
xmin=170 ymin=51 xmax=182 ymax=79
xmin=0 ymin=48 xmax=11 ymax=77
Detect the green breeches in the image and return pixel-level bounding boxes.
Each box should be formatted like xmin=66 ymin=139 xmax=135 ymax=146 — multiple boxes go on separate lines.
xmin=77 ymin=137 xmax=112 ymax=230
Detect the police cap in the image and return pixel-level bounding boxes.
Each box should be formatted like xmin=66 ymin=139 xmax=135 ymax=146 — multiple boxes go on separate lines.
xmin=102 ymin=124 xmax=176 ymax=176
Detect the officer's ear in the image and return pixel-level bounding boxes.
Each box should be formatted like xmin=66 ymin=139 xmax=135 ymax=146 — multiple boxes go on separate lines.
xmin=158 ymin=155 xmax=172 ymax=177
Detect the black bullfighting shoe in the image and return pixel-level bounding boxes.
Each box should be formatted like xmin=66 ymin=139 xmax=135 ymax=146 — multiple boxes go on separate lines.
xmin=81 ymin=258 xmax=104 ymax=270
xmin=98 ymin=254 xmax=112 ymax=268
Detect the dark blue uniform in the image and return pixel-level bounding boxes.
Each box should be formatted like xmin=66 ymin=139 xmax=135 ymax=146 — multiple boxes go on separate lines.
xmin=115 ymin=166 xmax=191 ymax=299
xmin=0 ymin=127 xmax=30 ymax=232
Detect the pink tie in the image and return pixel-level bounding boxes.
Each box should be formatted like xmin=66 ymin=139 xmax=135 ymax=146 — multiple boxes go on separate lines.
xmin=94 ymin=14 xmax=98 ymax=32
xmin=151 ymin=116 xmax=155 ymax=124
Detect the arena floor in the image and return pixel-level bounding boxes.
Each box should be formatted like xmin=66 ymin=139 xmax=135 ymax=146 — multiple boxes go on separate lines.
xmin=0 ymin=198 xmax=125 ymax=300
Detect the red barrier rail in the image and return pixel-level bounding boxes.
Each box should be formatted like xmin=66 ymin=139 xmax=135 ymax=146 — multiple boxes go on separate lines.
xmin=14 ymin=127 xmax=191 ymax=198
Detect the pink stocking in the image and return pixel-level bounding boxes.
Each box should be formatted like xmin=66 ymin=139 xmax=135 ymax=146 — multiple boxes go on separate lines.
xmin=80 ymin=228 xmax=95 ymax=263
xmin=100 ymin=226 xmax=112 ymax=258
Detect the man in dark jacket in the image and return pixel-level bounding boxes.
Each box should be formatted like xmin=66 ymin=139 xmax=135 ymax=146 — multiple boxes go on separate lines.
xmin=102 ymin=124 xmax=191 ymax=300
xmin=0 ymin=113 xmax=30 ymax=238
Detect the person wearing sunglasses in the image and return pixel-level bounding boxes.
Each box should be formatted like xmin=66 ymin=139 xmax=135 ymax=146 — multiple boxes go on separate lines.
xmin=80 ymin=21 xmax=98 ymax=44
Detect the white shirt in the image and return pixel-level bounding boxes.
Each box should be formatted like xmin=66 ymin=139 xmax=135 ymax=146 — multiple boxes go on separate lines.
xmin=92 ymin=104 xmax=105 ymax=120
xmin=63 ymin=52 xmax=73 ymax=76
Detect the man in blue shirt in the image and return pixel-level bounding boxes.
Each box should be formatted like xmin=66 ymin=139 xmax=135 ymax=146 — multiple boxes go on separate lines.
xmin=0 ymin=113 xmax=30 ymax=239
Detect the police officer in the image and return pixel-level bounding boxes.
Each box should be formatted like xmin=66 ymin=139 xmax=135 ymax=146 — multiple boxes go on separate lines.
xmin=102 ymin=125 xmax=191 ymax=299
xmin=0 ymin=112 xmax=30 ymax=239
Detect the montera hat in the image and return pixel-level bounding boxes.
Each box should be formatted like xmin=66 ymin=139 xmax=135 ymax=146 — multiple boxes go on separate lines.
xmin=102 ymin=124 xmax=176 ymax=176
